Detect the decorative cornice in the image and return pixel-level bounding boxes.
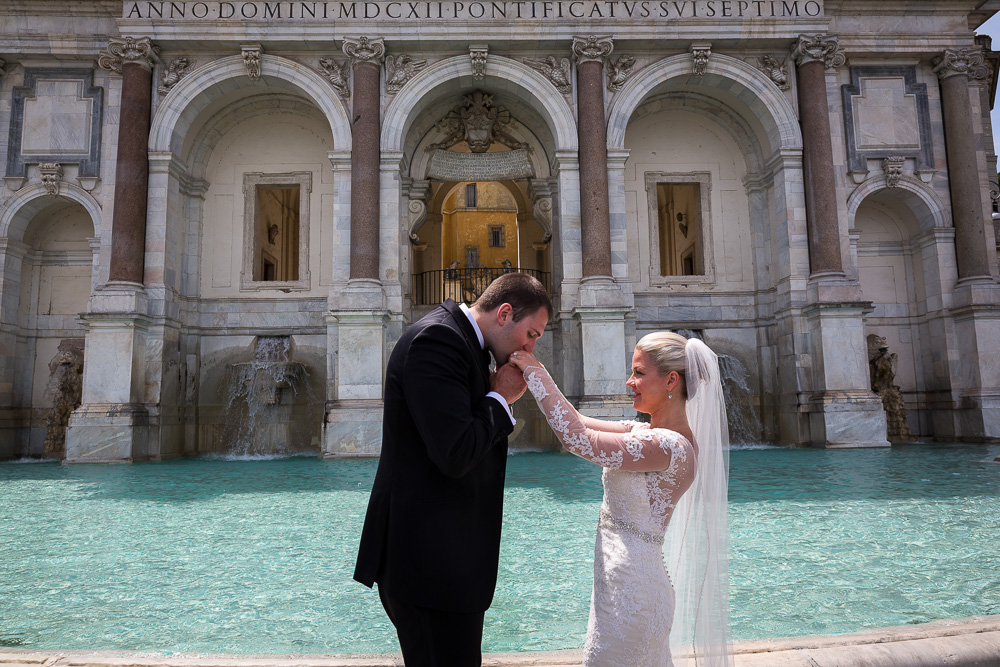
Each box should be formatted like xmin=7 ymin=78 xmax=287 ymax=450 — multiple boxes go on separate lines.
xmin=523 ymin=56 xmax=572 ymax=94
xmin=157 ymin=57 xmax=191 ymax=96
xmin=791 ymin=34 xmax=846 ymax=69
xmin=572 ymin=35 xmax=613 ymax=64
xmin=933 ymin=48 xmax=989 ymax=81
xmin=606 ymin=55 xmax=635 ymax=92
xmin=342 ymin=36 xmax=385 ymax=66
xmin=470 ymin=44 xmax=488 ymax=80
xmin=319 ymin=57 xmax=350 ymax=99
xmin=98 ymin=36 xmax=159 ymax=74
xmin=241 ymin=44 xmax=262 ymax=81
xmin=690 ymin=42 xmax=711 ymax=77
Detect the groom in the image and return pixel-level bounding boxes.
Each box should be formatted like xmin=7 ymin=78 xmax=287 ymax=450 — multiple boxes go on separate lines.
xmin=354 ymin=272 xmax=552 ymax=667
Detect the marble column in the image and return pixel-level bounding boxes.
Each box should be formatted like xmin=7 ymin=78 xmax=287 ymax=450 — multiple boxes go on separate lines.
xmin=102 ymin=37 xmax=158 ymax=284
xmin=792 ymin=34 xmax=846 ymax=278
xmin=934 ymin=48 xmax=994 ymax=281
xmin=788 ymin=35 xmax=889 ymax=448
xmin=64 ymin=37 xmax=160 ymax=463
xmin=344 ymin=36 xmax=384 ymax=282
xmin=323 ymin=38 xmax=392 ymax=457
xmin=572 ymin=35 xmax=614 ymax=278
xmin=933 ymin=48 xmax=1000 ymax=442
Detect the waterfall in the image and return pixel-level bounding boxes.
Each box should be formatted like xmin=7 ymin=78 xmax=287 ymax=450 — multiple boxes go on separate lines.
xmin=675 ymin=330 xmax=763 ymax=447
xmin=221 ymin=336 xmax=308 ymax=457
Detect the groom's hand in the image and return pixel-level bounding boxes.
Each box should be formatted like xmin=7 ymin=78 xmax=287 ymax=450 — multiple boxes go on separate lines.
xmin=491 ymin=363 xmax=528 ymax=404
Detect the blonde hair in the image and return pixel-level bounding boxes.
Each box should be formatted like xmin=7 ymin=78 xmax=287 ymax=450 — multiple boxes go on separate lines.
xmin=635 ymin=331 xmax=689 ymax=396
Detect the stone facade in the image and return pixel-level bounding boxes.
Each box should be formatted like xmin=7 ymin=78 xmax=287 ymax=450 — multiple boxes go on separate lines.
xmin=2 ymin=0 xmax=999 ymax=460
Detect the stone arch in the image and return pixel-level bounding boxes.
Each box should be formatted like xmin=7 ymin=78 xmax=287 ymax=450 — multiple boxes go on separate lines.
xmin=847 ymin=176 xmax=946 ymax=234
xmin=0 ymin=183 xmax=101 ymax=242
xmin=185 ymin=93 xmax=328 ymax=179
xmin=149 ymin=54 xmax=351 ymax=156
xmin=382 ymin=55 xmax=578 ymax=153
xmin=606 ymin=53 xmax=802 ymax=155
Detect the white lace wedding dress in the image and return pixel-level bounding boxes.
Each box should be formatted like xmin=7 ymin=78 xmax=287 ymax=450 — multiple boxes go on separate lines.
xmin=522 ymin=364 xmax=697 ymax=667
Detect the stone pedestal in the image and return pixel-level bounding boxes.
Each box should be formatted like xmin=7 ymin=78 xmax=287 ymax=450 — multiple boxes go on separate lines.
xmin=572 ymin=277 xmax=634 ymax=420
xmin=951 ymin=280 xmax=1000 ymax=442
xmin=802 ymin=280 xmax=889 ymax=448
xmin=64 ymin=282 xmax=152 ymax=463
xmin=323 ymin=279 xmax=389 ymax=457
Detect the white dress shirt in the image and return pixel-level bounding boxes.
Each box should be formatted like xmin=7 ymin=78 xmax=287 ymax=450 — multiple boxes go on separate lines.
xmin=460 ymin=302 xmax=516 ymax=425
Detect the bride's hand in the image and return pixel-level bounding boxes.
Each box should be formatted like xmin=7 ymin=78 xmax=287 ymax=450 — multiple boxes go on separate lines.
xmin=508 ymin=350 xmax=541 ymax=372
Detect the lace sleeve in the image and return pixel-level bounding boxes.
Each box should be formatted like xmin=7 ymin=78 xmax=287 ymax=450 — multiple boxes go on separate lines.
xmin=523 ymin=365 xmax=678 ymax=472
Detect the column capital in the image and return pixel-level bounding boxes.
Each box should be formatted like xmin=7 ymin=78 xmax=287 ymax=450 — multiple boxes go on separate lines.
xmin=343 ymin=36 xmax=386 ymax=66
xmin=791 ymin=34 xmax=845 ymax=69
xmin=933 ymin=48 xmax=989 ymax=81
xmin=572 ymin=35 xmax=614 ymax=64
xmin=99 ymin=36 xmax=159 ymax=74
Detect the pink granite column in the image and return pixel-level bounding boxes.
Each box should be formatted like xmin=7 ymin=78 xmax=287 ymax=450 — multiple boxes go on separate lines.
xmin=573 ymin=36 xmax=614 ymax=278
xmin=792 ymin=35 xmax=847 ymax=278
xmin=343 ymin=37 xmax=385 ymax=281
xmin=934 ymin=48 xmax=993 ymax=280
xmin=99 ymin=37 xmax=158 ymax=284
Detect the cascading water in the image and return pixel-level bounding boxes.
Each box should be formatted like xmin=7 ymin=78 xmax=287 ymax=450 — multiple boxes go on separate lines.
xmin=676 ymin=329 xmax=763 ymax=447
xmin=221 ymin=336 xmax=308 ymax=457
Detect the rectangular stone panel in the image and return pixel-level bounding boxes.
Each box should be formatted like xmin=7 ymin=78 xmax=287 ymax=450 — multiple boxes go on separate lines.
xmin=7 ymin=68 xmax=103 ymax=177
xmin=841 ymin=66 xmax=933 ymax=173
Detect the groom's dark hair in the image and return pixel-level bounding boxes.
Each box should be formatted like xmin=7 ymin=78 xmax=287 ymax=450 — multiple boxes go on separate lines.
xmin=474 ymin=272 xmax=553 ymax=322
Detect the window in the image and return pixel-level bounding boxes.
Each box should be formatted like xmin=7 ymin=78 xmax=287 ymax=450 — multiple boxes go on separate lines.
xmin=645 ymin=172 xmax=713 ymax=283
xmin=466 ymin=183 xmax=477 ymax=208
xmin=241 ymin=171 xmax=312 ymax=291
xmin=488 ymin=224 xmax=505 ymax=248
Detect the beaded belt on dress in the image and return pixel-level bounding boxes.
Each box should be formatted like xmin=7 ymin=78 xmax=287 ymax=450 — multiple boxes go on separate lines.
xmin=599 ymin=508 xmax=664 ymax=545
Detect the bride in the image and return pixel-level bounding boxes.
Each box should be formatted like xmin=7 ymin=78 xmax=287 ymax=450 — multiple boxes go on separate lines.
xmin=509 ymin=332 xmax=731 ymax=667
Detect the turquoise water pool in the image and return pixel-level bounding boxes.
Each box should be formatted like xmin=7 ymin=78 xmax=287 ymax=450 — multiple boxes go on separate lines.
xmin=1 ymin=444 xmax=998 ymax=653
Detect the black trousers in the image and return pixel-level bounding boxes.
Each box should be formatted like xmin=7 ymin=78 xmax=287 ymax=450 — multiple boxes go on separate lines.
xmin=378 ymin=586 xmax=485 ymax=667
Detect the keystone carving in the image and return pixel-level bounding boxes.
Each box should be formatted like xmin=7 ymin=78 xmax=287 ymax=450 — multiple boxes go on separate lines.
xmin=691 ymin=43 xmax=712 ymax=77
xmin=39 ymin=163 xmax=63 ymax=196
xmin=241 ymin=44 xmax=262 ymax=81
xmin=470 ymin=44 xmax=488 ymax=80
xmin=882 ymin=157 xmax=905 ymax=188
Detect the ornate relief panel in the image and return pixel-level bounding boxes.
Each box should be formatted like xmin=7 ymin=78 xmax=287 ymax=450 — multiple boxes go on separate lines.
xmin=6 ymin=68 xmax=104 ymax=178
xmin=841 ymin=66 xmax=933 ymax=175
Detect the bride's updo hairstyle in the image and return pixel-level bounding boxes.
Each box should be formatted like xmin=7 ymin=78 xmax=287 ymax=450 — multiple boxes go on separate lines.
xmin=635 ymin=331 xmax=689 ymax=397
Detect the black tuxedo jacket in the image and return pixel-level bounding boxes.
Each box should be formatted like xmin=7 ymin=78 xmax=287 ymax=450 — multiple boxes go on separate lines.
xmin=354 ymin=299 xmax=514 ymax=613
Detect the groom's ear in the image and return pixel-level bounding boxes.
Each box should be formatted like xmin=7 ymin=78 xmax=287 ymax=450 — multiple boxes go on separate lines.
xmin=496 ymin=303 xmax=513 ymax=325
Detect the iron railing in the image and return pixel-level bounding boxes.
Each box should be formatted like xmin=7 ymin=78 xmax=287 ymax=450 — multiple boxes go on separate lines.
xmin=412 ymin=267 xmax=551 ymax=306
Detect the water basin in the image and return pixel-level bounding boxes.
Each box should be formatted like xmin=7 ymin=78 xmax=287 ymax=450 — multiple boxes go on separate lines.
xmin=0 ymin=444 xmax=997 ymax=653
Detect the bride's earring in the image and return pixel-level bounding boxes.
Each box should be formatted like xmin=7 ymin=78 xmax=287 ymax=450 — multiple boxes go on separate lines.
xmin=668 ymin=391 xmax=673 ymax=399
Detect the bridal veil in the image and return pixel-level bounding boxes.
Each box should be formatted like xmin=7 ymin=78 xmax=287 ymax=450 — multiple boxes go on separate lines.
xmin=664 ymin=337 xmax=732 ymax=666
